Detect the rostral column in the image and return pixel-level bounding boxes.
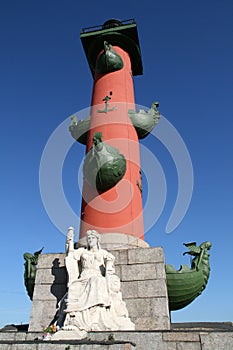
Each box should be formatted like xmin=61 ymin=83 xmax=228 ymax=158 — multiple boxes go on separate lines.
xmin=70 ymin=19 xmax=160 ymax=249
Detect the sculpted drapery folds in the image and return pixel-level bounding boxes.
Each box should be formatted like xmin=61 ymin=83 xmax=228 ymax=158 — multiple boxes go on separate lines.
xmin=54 ymin=228 xmax=134 ymax=339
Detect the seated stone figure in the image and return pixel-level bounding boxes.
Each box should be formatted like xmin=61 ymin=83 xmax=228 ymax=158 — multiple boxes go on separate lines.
xmin=54 ymin=227 xmax=134 ymax=339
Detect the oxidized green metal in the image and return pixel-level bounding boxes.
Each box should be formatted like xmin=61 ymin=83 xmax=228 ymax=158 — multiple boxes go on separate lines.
xmin=166 ymin=241 xmax=211 ymax=311
xmin=128 ymin=101 xmax=160 ymax=139
xmin=23 ymin=248 xmax=43 ymax=300
xmin=95 ymin=41 xmax=124 ymax=74
xmin=80 ymin=19 xmax=143 ymax=77
xmin=83 ymin=132 xmax=126 ymax=193
xmin=69 ymin=102 xmax=160 ymax=146
xmin=69 ymin=115 xmax=90 ymax=145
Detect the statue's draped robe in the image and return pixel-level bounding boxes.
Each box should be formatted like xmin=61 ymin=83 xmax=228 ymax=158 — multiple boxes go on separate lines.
xmin=66 ymin=248 xmax=112 ymax=312
xmin=57 ymin=247 xmax=134 ymax=335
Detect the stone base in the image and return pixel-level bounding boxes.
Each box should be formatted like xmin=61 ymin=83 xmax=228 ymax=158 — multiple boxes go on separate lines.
xmin=0 ymin=327 xmax=233 ymax=350
xmin=51 ymin=329 xmax=87 ymax=340
xmin=29 ymin=247 xmax=170 ymax=332
xmin=77 ymin=233 xmax=150 ymax=250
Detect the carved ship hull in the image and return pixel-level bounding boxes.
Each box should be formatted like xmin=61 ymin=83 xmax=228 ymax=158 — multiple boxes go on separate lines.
xmin=165 ymin=241 xmax=211 ymax=311
xmin=166 ymin=265 xmax=205 ymax=311
xmin=69 ymin=117 xmax=90 ymax=145
xmin=128 ymin=109 xmax=159 ymax=139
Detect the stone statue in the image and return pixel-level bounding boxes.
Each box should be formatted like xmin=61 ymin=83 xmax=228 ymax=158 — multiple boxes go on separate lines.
xmin=54 ymin=227 xmax=134 ymax=339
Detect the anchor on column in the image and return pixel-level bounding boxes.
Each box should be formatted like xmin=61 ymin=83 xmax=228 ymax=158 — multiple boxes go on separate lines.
xmin=97 ymin=92 xmax=117 ymax=113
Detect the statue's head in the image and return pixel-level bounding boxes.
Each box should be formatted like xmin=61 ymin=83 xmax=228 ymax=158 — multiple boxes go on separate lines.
xmin=86 ymin=229 xmax=101 ymax=249
xmin=200 ymin=241 xmax=212 ymax=251
xmin=93 ymin=132 xmax=102 ymax=147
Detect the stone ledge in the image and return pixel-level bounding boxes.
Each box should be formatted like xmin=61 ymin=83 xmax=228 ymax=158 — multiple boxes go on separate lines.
xmin=200 ymin=332 xmax=233 ymax=350
xmin=163 ymin=332 xmax=200 ymax=342
xmin=0 ymin=339 xmax=135 ymax=350
xmin=1 ymin=330 xmax=232 ymax=349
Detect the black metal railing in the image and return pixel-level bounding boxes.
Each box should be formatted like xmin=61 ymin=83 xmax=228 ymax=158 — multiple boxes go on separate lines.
xmin=81 ymin=18 xmax=136 ymax=34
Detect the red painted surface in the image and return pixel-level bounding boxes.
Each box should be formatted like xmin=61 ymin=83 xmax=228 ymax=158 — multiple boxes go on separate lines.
xmin=79 ymin=46 xmax=144 ymax=240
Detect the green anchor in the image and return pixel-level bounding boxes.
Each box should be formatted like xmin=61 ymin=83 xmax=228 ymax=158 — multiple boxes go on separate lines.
xmin=97 ymin=93 xmax=117 ymax=113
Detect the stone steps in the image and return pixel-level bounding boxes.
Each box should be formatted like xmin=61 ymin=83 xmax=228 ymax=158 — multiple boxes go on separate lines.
xmin=0 ymin=332 xmax=135 ymax=349
xmin=0 ymin=330 xmax=233 ymax=350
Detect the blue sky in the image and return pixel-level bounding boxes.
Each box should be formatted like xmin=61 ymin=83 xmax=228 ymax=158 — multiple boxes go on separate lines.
xmin=0 ymin=0 xmax=232 ymax=327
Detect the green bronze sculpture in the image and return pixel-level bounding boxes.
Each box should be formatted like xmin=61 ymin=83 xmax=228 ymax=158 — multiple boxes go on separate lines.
xmin=128 ymin=101 xmax=160 ymax=139
xmin=23 ymin=248 xmax=43 ymax=300
xmin=166 ymin=241 xmax=211 ymax=311
xmin=69 ymin=115 xmax=90 ymax=145
xmin=69 ymin=101 xmax=160 ymax=145
xmin=95 ymin=41 xmax=124 ymax=74
xmin=83 ymin=132 xmax=126 ymax=193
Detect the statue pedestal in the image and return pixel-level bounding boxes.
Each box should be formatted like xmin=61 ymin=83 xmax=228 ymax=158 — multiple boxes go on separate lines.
xmin=29 ymin=247 xmax=170 ymax=333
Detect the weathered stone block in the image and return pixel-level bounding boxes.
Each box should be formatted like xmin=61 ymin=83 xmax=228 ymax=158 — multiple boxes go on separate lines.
xmin=121 ymin=263 xmax=157 ymax=281
xmin=33 ymin=282 xmax=66 ymax=301
xmin=155 ymin=263 xmax=166 ymax=279
xmin=133 ymin=316 xmax=170 ymax=330
xmin=121 ymin=279 xmax=167 ymax=299
xmin=25 ymin=332 xmax=42 ymax=340
xmin=110 ymin=249 xmax=128 ymax=265
xmin=29 ymin=299 xmax=58 ymax=331
xmin=177 ymin=342 xmax=201 ymax=350
xmin=89 ymin=331 xmax=164 ymax=350
xmin=37 ymin=253 xmax=65 ymax=269
xmin=0 ymin=345 xmax=11 ymax=350
xmin=200 ymin=332 xmax=233 ymax=350
xmin=121 ymin=281 xmax=138 ymax=298
xmin=35 ymin=266 xmax=67 ymax=284
xmin=138 ymin=279 xmax=167 ymax=298
xmin=38 ymin=344 xmax=79 ymax=350
xmin=150 ymin=297 xmax=170 ymax=316
xmin=125 ymin=298 xmax=152 ymax=317
xmin=163 ymin=332 xmax=200 ymax=342
xmin=12 ymin=332 xmax=27 ymax=340
xmin=125 ymin=297 xmax=169 ymax=318
xmin=128 ymin=247 xmax=164 ymax=264
xmin=16 ymin=345 xmax=40 ymax=350
xmin=0 ymin=332 xmax=16 ymax=341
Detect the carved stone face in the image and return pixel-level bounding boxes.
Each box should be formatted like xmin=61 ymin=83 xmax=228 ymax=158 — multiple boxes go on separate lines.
xmin=87 ymin=234 xmax=98 ymax=248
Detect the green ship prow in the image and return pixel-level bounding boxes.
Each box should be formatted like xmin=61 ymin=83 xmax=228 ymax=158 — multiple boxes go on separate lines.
xmin=166 ymin=241 xmax=211 ymax=311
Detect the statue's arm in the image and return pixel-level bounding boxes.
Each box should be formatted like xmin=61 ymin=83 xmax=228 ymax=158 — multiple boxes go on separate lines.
xmin=65 ymin=227 xmax=83 ymax=286
xmin=103 ymin=251 xmax=115 ymax=276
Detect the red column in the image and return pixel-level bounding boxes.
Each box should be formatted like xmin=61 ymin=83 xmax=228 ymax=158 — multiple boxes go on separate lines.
xmin=79 ymin=46 xmax=145 ymax=243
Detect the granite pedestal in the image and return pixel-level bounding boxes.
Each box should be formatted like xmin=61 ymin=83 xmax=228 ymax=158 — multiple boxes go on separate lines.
xmin=29 ymin=247 xmax=170 ymax=332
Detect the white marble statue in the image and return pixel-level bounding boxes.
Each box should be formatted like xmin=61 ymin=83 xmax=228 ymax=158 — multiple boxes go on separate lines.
xmin=54 ymin=227 xmax=135 ymax=339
